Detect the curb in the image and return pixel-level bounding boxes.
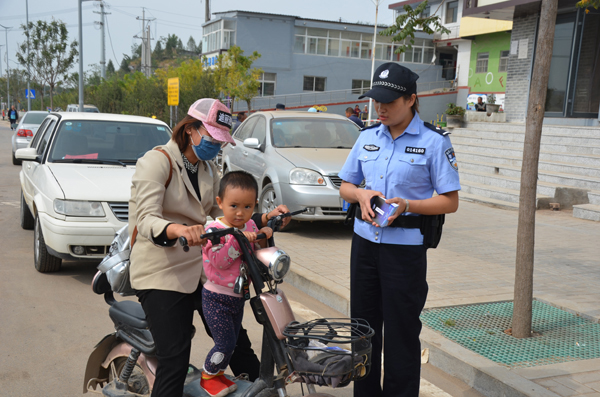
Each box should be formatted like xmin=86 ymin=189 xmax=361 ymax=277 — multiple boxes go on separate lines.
xmin=287 ymin=266 xmax=562 ymax=397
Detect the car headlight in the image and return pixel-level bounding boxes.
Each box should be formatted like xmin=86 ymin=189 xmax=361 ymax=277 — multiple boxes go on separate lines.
xmin=289 ymin=168 xmax=326 ymax=185
xmin=53 ymin=199 xmax=106 ymax=217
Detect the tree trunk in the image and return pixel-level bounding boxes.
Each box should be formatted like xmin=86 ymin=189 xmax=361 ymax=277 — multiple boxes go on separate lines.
xmin=49 ymin=84 xmax=54 ymax=110
xmin=512 ymin=0 xmax=558 ymax=339
xmin=246 ymin=99 xmax=252 ymax=112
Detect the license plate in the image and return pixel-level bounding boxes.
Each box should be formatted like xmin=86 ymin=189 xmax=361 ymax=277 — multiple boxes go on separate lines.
xmin=341 ymin=199 xmax=351 ymax=212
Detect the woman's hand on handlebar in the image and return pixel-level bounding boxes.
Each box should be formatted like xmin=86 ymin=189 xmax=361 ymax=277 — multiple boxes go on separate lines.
xmin=167 ymin=223 xmax=207 ymax=246
xmin=267 ymin=205 xmax=291 ymax=228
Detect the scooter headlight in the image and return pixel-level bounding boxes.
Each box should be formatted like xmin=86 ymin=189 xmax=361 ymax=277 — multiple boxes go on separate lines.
xmin=255 ymin=247 xmax=291 ymax=282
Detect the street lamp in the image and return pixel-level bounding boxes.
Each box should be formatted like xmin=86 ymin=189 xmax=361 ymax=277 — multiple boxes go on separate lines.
xmin=78 ymin=0 xmax=101 ymax=112
xmin=26 ymin=0 xmax=31 ymax=112
xmin=0 ymin=24 xmax=11 ymax=110
xmin=367 ymin=0 xmax=380 ymax=126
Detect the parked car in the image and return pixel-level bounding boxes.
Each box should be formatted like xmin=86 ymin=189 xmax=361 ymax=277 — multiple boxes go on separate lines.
xmin=66 ymin=104 xmax=100 ymax=113
xmin=221 ymin=111 xmax=361 ymax=222
xmin=15 ymin=112 xmax=171 ymax=272
xmin=11 ymin=111 xmax=49 ymax=165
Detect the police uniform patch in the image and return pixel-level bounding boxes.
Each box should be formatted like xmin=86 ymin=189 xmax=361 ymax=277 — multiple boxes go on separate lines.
xmin=445 ymin=147 xmax=458 ymax=171
xmin=405 ymin=147 xmax=426 ymax=155
xmin=363 ymin=144 xmax=380 ymax=151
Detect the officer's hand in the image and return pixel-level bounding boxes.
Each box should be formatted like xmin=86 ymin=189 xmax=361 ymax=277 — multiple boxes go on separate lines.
xmin=385 ymin=197 xmax=408 ymax=225
xmin=268 ymin=205 xmax=291 ymax=228
xmin=355 ymin=189 xmax=383 ymax=224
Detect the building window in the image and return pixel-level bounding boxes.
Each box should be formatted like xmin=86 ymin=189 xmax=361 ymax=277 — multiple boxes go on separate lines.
xmin=258 ymin=72 xmax=276 ymax=96
xmin=476 ymin=52 xmax=489 ymax=73
xmin=303 ymin=76 xmax=326 ymax=91
xmin=498 ymin=50 xmax=509 ymax=72
xmin=352 ymin=79 xmax=371 ymax=95
xmin=202 ymin=20 xmax=235 ymax=53
xmin=445 ymin=1 xmax=458 ymax=24
xmin=421 ymin=5 xmax=431 ymax=19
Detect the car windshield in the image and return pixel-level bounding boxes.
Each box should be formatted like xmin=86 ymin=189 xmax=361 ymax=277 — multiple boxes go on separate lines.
xmin=271 ymin=118 xmax=360 ymax=149
xmin=47 ymin=120 xmax=171 ymax=163
xmin=22 ymin=113 xmax=48 ymax=125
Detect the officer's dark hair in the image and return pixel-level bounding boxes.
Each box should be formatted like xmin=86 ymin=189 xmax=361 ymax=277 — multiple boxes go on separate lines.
xmin=402 ymin=93 xmax=420 ymax=114
xmin=218 ymin=170 xmax=259 ymax=200
xmin=345 ymin=107 xmax=354 ymax=114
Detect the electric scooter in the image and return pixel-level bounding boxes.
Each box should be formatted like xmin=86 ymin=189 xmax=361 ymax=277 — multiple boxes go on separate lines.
xmin=83 ymin=210 xmax=374 ymax=397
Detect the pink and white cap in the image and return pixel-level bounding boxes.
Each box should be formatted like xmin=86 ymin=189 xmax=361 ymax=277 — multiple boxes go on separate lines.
xmin=187 ymin=98 xmax=236 ymax=146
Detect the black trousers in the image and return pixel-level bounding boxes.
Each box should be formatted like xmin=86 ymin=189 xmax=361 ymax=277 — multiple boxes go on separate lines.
xmin=350 ymin=233 xmax=428 ymax=397
xmin=138 ymin=285 xmax=260 ymax=397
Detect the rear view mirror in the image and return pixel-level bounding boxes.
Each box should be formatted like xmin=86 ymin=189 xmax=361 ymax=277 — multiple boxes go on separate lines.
xmin=243 ymin=138 xmax=261 ymax=150
xmin=15 ymin=147 xmax=41 ymax=163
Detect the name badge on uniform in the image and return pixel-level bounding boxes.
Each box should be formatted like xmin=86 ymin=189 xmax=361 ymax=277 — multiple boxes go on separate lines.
xmin=363 ymin=144 xmax=380 ymax=151
xmin=405 ymin=147 xmax=426 ymax=155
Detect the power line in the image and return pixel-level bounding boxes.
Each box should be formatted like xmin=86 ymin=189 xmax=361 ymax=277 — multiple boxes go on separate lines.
xmin=0 ymin=6 xmax=95 ymax=21
xmin=105 ymin=13 xmax=120 ymax=67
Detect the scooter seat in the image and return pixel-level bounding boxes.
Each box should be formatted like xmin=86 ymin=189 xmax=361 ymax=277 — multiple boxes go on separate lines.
xmin=109 ymin=300 xmax=148 ymax=330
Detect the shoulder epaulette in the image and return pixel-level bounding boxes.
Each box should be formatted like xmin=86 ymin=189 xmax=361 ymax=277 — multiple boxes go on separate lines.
xmin=423 ymin=122 xmax=451 ymax=136
xmin=361 ymin=122 xmax=381 ymax=132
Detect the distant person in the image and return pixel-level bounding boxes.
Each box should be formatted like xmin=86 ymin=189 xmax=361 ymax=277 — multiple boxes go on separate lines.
xmin=2 ymin=109 xmax=5 ymax=120
xmin=231 ymin=111 xmax=247 ymax=134
xmin=345 ymin=107 xmax=365 ymax=129
xmin=275 ymin=103 xmax=285 ymax=111
xmin=354 ymin=105 xmax=360 ymax=117
xmin=8 ymin=105 xmax=19 ymax=131
xmin=475 ymin=97 xmax=486 ymax=112
xmin=361 ymin=105 xmax=368 ymax=121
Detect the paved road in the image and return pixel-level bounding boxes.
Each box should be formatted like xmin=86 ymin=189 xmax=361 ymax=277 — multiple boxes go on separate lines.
xmin=0 ymin=121 xmax=474 ymax=396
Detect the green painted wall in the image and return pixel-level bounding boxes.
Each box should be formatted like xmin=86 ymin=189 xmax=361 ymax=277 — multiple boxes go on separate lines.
xmin=468 ymin=31 xmax=511 ymax=93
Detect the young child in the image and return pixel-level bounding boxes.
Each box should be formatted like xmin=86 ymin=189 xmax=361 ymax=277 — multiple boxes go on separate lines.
xmin=200 ymin=171 xmax=273 ymax=397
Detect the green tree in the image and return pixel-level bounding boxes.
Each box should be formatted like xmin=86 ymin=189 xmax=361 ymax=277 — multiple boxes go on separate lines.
xmin=131 ymin=43 xmax=141 ymax=60
xmin=213 ymin=46 xmax=262 ymax=111
xmin=120 ymin=55 xmax=131 ymax=73
xmin=106 ymin=59 xmax=115 ymax=76
xmin=164 ymin=34 xmax=179 ymax=58
xmin=577 ymin=0 xmax=600 ymax=11
xmin=187 ymin=36 xmax=198 ymax=53
xmin=16 ymin=19 xmax=78 ymax=109
xmin=154 ymin=40 xmax=164 ymax=60
xmin=380 ymin=1 xmax=450 ymax=54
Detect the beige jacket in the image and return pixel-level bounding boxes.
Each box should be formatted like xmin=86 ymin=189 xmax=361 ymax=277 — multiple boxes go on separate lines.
xmin=129 ymin=139 xmax=221 ymax=293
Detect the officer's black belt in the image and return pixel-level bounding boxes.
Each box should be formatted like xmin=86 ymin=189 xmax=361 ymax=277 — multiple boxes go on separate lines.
xmin=355 ymin=206 xmax=422 ymax=228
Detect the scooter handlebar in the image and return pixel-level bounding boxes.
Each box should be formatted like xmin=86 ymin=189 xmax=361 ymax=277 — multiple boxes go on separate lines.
xmin=179 ymin=228 xmax=268 ymax=252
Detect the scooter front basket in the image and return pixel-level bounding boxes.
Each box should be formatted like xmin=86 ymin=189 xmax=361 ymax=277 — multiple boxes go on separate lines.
xmin=282 ymin=318 xmax=373 ymax=388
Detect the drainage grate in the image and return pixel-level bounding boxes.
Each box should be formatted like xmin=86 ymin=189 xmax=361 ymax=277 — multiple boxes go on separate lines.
xmin=420 ymin=300 xmax=600 ymax=368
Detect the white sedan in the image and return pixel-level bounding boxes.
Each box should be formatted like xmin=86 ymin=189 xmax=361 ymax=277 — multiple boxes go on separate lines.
xmin=16 ymin=112 xmax=171 ymax=272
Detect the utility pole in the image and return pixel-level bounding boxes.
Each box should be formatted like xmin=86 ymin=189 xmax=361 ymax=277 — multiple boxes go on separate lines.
xmin=367 ymin=0 xmax=380 ymax=126
xmin=26 ymin=0 xmax=31 ymax=111
xmin=205 ymin=0 xmax=210 ymax=22
xmin=135 ymin=8 xmax=155 ymax=78
xmin=0 ymin=25 xmax=11 ymax=110
xmin=93 ymin=1 xmax=110 ymax=79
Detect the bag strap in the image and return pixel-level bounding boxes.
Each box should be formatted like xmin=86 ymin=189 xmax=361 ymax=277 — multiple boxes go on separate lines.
xmin=131 ymin=148 xmax=174 ymax=247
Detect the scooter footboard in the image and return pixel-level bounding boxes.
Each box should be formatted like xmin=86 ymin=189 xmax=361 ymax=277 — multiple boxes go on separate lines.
xmin=183 ymin=365 xmax=259 ymax=397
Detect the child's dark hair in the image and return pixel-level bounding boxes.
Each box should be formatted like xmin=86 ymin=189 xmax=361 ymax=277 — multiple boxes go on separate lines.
xmin=218 ymin=171 xmax=259 ymax=200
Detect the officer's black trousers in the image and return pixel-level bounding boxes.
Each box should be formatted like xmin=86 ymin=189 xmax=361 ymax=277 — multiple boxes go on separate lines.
xmin=137 ymin=285 xmax=260 ymax=397
xmin=350 ymin=233 xmax=428 ymax=397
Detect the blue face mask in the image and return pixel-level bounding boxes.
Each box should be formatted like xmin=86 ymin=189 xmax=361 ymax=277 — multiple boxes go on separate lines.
xmin=190 ymin=129 xmax=222 ymax=161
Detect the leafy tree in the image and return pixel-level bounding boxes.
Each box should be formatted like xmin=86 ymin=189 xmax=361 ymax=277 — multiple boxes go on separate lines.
xmin=187 ymin=36 xmax=198 ymax=53
xmin=577 ymin=0 xmax=600 ymax=11
xmin=164 ymin=34 xmax=179 ymax=58
xmin=106 ymin=59 xmax=115 ymax=76
xmin=16 ymin=19 xmax=78 ymax=109
xmin=380 ymin=1 xmax=450 ymax=54
xmin=120 ymin=55 xmax=131 ymax=73
xmin=154 ymin=40 xmax=164 ymax=60
xmin=177 ymin=38 xmax=184 ymax=51
xmin=131 ymin=43 xmax=141 ymax=60
xmin=213 ymin=46 xmax=262 ymax=111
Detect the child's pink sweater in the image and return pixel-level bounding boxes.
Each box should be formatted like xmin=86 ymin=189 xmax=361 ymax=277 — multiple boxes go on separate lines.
xmin=202 ymin=218 xmax=259 ymax=297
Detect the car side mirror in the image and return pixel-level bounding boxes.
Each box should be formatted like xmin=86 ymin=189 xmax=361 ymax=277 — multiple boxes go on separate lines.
xmin=15 ymin=147 xmax=41 ymax=163
xmin=243 ymin=137 xmax=261 ymax=150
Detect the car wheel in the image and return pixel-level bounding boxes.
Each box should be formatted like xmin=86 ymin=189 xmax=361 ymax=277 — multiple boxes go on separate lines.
xmin=34 ymin=215 xmax=62 ymax=273
xmin=20 ymin=191 xmax=35 ymax=230
xmin=259 ymin=183 xmax=296 ymax=232
xmin=12 ymin=151 xmax=21 ymax=165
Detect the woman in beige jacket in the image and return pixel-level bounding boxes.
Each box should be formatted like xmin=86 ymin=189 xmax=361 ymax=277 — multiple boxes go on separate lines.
xmin=129 ymin=99 xmax=288 ymax=397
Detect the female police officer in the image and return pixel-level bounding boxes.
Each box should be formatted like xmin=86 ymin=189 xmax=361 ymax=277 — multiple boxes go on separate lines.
xmin=339 ymin=63 xmax=461 ymax=397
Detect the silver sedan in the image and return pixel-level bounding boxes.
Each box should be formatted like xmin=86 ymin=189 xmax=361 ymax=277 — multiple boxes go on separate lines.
xmin=221 ymin=111 xmax=361 ymax=222
xmin=11 ymin=111 xmax=49 ymax=165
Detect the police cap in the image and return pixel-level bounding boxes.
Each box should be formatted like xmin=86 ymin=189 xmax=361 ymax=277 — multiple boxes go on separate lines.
xmin=359 ymin=62 xmax=419 ymax=104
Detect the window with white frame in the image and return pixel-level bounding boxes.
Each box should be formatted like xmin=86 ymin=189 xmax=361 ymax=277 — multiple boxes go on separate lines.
xmin=421 ymin=5 xmax=431 ymax=19
xmin=294 ymin=26 xmax=434 ymax=64
xmin=202 ymin=20 xmax=236 ymax=53
xmin=303 ymin=76 xmax=326 ymax=92
xmin=258 ymin=73 xmax=276 ymax=96
xmin=352 ymin=79 xmax=371 ymax=95
xmin=476 ymin=52 xmax=489 ymax=73
xmin=445 ymin=1 xmax=459 ymax=24
xmin=498 ymin=50 xmax=509 ymax=72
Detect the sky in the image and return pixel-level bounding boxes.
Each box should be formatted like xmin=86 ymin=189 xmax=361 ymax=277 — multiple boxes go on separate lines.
xmin=0 ymin=0 xmax=398 ymax=76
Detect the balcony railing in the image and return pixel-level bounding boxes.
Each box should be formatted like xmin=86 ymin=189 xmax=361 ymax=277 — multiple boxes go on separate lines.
xmin=433 ymin=25 xmax=461 ymax=41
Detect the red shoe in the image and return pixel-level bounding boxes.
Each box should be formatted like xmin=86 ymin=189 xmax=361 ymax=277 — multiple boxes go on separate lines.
xmin=217 ymin=371 xmax=238 ymax=393
xmin=200 ymin=373 xmax=230 ymax=397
